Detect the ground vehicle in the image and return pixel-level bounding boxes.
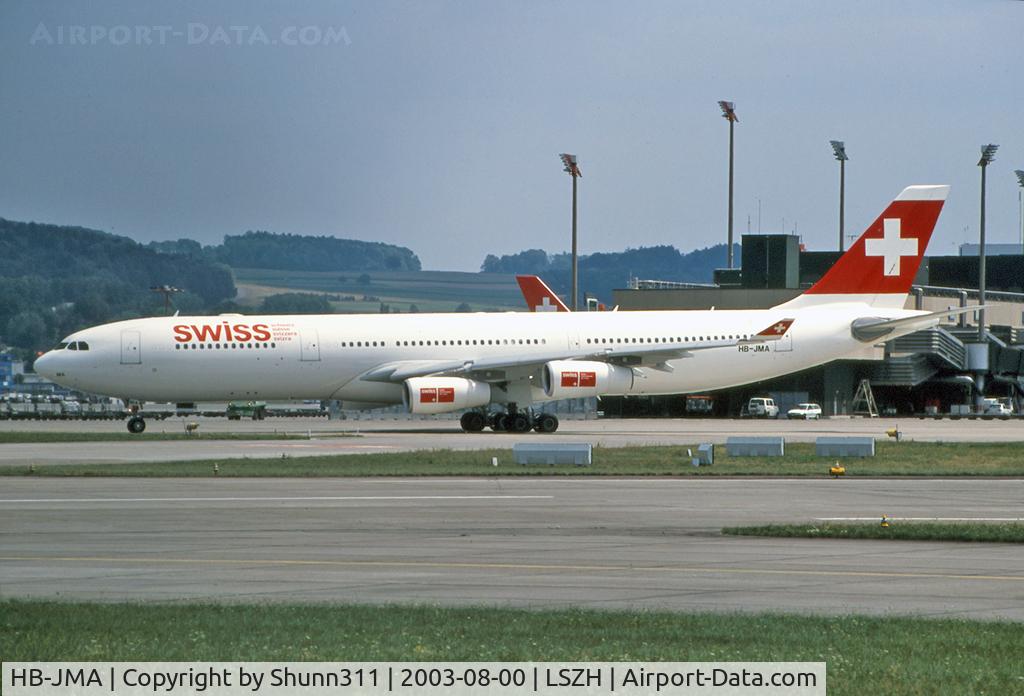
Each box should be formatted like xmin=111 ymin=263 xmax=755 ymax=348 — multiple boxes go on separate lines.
xmin=981 ymin=398 xmax=1013 ymax=417
xmin=748 ymin=397 xmax=779 ymax=418
xmin=685 ymin=394 xmax=715 ymax=416
xmin=226 ymin=400 xmax=267 ymax=420
xmin=787 ymin=402 xmax=823 ymax=419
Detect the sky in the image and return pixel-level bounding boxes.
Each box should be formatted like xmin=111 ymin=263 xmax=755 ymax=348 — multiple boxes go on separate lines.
xmin=1 ymin=0 xmax=1022 ymax=272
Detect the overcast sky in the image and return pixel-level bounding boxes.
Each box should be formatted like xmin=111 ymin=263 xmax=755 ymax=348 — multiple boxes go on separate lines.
xmin=1 ymin=0 xmax=1022 ymax=271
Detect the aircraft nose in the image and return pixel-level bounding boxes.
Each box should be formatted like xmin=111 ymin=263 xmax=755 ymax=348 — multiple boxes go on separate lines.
xmin=34 ymin=351 xmax=57 ymax=380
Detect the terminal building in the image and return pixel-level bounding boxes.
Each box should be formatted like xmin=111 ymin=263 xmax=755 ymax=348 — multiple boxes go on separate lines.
xmin=0 ymin=352 xmax=24 ymax=390
xmin=602 ymin=234 xmax=1024 ymax=418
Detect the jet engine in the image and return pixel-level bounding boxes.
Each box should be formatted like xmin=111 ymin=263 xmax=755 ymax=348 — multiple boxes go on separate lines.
xmin=402 ymin=377 xmax=492 ymax=415
xmin=542 ymin=360 xmax=634 ymax=399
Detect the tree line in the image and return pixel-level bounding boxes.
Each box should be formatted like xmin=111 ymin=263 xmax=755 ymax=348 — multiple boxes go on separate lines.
xmin=149 ymin=231 xmax=421 ymax=272
xmin=0 ymin=219 xmax=236 ymax=360
xmin=481 ymin=244 xmax=738 ymax=302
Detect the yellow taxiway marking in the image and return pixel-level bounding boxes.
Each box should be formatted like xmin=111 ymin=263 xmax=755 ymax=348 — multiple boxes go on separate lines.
xmin=1 ymin=556 xmax=1021 ymax=583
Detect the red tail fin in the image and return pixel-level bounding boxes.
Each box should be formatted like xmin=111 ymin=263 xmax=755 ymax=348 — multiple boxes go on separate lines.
xmin=781 ymin=185 xmax=948 ymax=309
xmin=516 ymin=275 xmax=570 ymax=312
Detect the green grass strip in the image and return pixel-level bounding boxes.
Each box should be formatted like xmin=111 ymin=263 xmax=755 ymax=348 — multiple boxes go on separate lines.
xmin=2 ymin=600 xmax=1021 ymax=696
xmin=0 ymin=432 xmax=346 ymax=443
xmin=723 ymin=522 xmax=1024 ymax=543
xmin=3 ymin=441 xmax=1024 ymax=477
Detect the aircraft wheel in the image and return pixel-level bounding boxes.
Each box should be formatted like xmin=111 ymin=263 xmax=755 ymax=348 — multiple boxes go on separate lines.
xmin=127 ymin=416 xmax=146 ymax=434
xmin=510 ymin=413 xmax=531 ymax=433
xmin=491 ymin=413 xmax=508 ymax=432
xmin=536 ymin=414 xmax=559 ymax=433
xmin=460 ymin=411 xmax=486 ymax=432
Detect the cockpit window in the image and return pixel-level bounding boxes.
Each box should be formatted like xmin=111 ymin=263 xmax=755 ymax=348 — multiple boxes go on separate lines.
xmin=67 ymin=342 xmax=79 ymax=351
xmin=77 ymin=342 xmax=89 ymax=351
xmin=55 ymin=342 xmax=69 ymax=350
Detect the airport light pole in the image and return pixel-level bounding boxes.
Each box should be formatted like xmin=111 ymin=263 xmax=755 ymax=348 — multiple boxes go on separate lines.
xmin=150 ymin=285 xmax=183 ymax=315
xmin=719 ymin=101 xmax=738 ymax=268
xmin=830 ymin=140 xmax=848 ymax=251
xmin=1015 ymin=169 xmax=1024 ymax=253
xmin=977 ymin=144 xmax=998 ymax=342
xmin=560 ymin=153 xmax=582 ymax=310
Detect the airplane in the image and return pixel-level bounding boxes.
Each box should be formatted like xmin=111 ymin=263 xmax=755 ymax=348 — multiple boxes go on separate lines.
xmin=516 ymin=275 xmax=570 ymax=312
xmin=36 ymin=184 xmax=971 ymax=435
xmin=516 ymin=275 xmax=607 ymax=312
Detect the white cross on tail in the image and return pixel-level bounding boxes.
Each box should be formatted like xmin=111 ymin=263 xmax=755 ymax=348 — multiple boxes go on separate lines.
xmin=864 ymin=218 xmax=918 ymax=276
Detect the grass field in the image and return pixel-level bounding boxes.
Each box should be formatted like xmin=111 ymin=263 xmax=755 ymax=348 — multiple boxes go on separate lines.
xmin=4 ymin=441 xmax=1024 ymax=477
xmin=724 ymin=522 xmax=1024 ymax=543
xmin=233 ymin=268 xmax=526 ymax=313
xmin=2 ymin=601 xmax=1021 ymax=695
xmin=0 ymin=431 xmax=341 ymax=444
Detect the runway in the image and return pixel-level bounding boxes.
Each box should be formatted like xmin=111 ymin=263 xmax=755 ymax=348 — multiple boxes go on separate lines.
xmin=1 ymin=416 xmax=1023 ymax=465
xmin=2 ymin=476 xmax=1022 ymax=620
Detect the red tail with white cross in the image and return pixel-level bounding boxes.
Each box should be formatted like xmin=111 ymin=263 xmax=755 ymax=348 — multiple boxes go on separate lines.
xmin=801 ymin=185 xmax=948 ymax=301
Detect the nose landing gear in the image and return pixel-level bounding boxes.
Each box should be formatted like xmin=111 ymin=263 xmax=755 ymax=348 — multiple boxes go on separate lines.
xmin=125 ymin=401 xmax=146 ymax=434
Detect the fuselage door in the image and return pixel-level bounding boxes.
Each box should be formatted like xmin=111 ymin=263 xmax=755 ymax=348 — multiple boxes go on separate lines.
xmin=773 ymin=331 xmax=793 ymax=353
xmin=120 ymin=330 xmax=142 ymax=364
xmin=300 ymin=329 xmax=321 ymax=362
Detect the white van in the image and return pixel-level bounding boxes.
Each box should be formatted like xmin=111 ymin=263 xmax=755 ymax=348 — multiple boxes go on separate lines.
xmin=747 ymin=397 xmax=779 ymax=418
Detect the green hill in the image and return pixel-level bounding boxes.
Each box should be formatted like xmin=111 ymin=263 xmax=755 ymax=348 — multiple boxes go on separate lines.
xmin=0 ymin=218 xmax=236 ymax=358
xmin=233 ymin=268 xmax=524 ymax=314
xmin=211 ymin=231 xmax=421 ymax=272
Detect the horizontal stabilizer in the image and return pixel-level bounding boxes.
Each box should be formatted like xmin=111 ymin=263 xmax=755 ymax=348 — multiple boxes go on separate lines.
xmin=851 ymin=306 xmax=981 ymax=342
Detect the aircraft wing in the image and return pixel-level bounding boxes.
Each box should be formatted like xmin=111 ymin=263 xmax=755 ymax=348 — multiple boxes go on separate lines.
xmin=361 ymin=318 xmax=794 ymax=383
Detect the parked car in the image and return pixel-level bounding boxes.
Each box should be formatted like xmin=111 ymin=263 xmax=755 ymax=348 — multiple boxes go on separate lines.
xmin=747 ymin=397 xmax=779 ymax=418
xmin=787 ymin=402 xmax=823 ymax=420
xmin=981 ymin=398 xmax=1013 ymax=417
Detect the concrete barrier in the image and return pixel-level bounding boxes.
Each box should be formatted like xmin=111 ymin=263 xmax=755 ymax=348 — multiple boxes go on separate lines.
xmin=816 ymin=436 xmax=875 ymax=457
xmin=514 ymin=442 xmax=592 ymax=466
xmin=726 ymin=436 xmax=785 ymax=457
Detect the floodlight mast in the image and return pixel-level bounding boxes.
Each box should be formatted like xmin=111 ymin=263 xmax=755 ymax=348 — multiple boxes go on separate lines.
xmin=150 ymin=285 xmax=183 ymax=316
xmin=719 ymin=101 xmax=738 ymax=268
xmin=830 ymin=140 xmax=848 ymax=251
xmin=1015 ymin=169 xmax=1024 ymax=253
xmin=560 ymin=153 xmax=582 ymax=311
xmin=977 ymin=144 xmax=998 ymax=343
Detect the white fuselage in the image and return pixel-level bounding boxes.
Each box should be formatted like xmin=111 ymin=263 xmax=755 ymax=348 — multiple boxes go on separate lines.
xmin=35 ymin=303 xmax=909 ymax=406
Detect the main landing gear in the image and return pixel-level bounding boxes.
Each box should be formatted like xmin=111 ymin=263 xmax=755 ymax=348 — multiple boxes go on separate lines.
xmin=460 ymin=404 xmax=559 ymax=434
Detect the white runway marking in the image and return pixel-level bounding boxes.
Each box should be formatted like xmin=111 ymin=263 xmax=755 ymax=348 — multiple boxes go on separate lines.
xmin=816 ymin=517 xmax=1023 ymax=522
xmin=0 ymin=495 xmax=554 ymax=504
